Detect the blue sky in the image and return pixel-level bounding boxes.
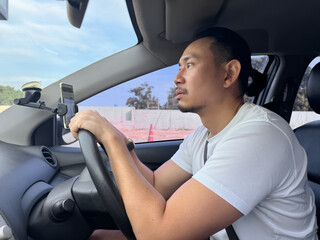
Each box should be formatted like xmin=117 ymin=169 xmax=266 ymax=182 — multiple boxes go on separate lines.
xmin=80 ymin=64 xmax=178 ymax=107
xmin=0 ymin=0 xmax=179 ymax=107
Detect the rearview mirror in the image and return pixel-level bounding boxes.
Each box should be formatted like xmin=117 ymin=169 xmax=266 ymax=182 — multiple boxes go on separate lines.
xmin=66 ymin=0 xmax=89 ymax=28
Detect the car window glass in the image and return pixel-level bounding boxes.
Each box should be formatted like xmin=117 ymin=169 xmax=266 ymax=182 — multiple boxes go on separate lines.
xmin=290 ymin=57 xmax=320 ymax=129
xmin=244 ymin=55 xmax=269 ymax=103
xmin=0 ymin=0 xmax=137 ymax=114
xmin=62 ymin=55 xmax=269 ymax=145
xmin=78 ymin=65 xmax=197 ymax=143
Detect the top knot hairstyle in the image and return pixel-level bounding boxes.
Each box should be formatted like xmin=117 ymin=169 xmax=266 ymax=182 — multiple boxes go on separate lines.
xmin=193 ymin=27 xmax=252 ymax=97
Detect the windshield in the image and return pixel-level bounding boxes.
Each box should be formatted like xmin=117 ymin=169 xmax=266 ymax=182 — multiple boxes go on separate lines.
xmin=0 ymin=0 xmax=137 ymax=113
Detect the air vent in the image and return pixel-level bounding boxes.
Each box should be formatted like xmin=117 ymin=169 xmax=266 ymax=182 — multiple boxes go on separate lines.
xmin=41 ymin=146 xmax=57 ymax=167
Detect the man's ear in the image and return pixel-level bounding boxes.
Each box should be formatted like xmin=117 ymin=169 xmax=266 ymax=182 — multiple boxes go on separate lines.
xmin=223 ymin=60 xmax=241 ymax=88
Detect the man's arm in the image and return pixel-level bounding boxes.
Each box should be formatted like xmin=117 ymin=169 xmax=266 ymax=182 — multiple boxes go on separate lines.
xmin=132 ymin=150 xmax=192 ymax=200
xmin=70 ymin=111 xmax=243 ymax=240
xmin=105 ymin=136 xmax=242 ymax=240
xmin=153 ymin=158 xmax=192 ymax=200
xmin=119 ymin=133 xmax=193 ymax=199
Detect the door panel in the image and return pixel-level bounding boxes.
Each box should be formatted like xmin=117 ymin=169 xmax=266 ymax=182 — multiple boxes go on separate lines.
xmin=51 ymin=140 xmax=182 ymax=177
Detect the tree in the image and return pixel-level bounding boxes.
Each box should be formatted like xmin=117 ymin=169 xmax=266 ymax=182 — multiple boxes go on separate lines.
xmin=293 ymin=66 xmax=312 ymax=111
xmin=126 ymin=83 xmax=158 ymax=109
xmin=251 ymin=57 xmax=268 ymax=73
xmin=163 ymin=86 xmax=179 ymax=109
xmin=0 ymin=85 xmax=23 ymax=105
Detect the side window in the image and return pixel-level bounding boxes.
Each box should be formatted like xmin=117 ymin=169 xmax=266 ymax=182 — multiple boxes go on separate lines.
xmin=67 ymin=55 xmax=270 ymax=145
xmin=79 ymin=65 xmax=201 ymax=143
xmin=243 ymin=55 xmax=270 ymax=103
xmin=290 ymin=57 xmax=320 ymax=129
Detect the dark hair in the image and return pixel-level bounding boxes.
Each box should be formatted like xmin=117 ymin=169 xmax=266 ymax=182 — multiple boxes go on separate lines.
xmin=193 ymin=27 xmax=252 ymax=96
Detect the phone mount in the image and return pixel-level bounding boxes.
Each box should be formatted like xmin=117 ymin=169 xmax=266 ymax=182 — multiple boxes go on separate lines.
xmin=14 ymin=85 xmax=78 ymax=117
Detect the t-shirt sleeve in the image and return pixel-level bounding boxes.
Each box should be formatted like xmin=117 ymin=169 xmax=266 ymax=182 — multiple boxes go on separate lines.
xmin=193 ymin=123 xmax=296 ymax=215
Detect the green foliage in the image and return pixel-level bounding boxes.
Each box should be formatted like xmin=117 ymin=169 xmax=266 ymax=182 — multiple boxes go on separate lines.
xmin=162 ymin=86 xmax=179 ymax=109
xmin=293 ymin=67 xmax=312 ymax=111
xmin=126 ymin=83 xmax=159 ymax=109
xmin=0 ymin=85 xmax=23 ymax=105
xmin=251 ymin=56 xmax=269 ymax=73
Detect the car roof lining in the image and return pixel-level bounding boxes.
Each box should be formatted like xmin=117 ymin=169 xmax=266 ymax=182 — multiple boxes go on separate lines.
xmin=164 ymin=0 xmax=225 ymax=43
xmin=134 ymin=0 xmax=320 ymax=65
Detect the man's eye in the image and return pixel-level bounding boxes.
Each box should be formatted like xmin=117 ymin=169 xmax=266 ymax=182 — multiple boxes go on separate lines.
xmin=187 ymin=63 xmax=192 ymax=68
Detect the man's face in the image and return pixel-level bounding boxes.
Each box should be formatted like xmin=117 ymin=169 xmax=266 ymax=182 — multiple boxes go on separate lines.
xmin=174 ymin=37 xmax=227 ymax=114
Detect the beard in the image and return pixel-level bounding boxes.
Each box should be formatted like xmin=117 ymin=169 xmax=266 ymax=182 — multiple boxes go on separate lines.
xmin=176 ymin=87 xmax=205 ymax=113
xmin=178 ymin=103 xmax=204 ymax=113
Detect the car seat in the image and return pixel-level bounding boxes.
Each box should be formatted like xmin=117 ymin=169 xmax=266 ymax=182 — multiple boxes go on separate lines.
xmin=247 ymin=69 xmax=292 ymax=123
xmin=294 ymin=62 xmax=320 ymax=234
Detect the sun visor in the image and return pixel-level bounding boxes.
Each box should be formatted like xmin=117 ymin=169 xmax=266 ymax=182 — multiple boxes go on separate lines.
xmin=165 ymin=0 xmax=224 ymax=43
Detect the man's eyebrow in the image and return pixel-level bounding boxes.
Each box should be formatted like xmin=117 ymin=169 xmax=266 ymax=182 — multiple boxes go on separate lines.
xmin=178 ymin=54 xmax=198 ymax=66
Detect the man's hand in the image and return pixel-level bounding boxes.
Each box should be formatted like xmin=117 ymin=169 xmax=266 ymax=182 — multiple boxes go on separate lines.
xmin=69 ymin=110 xmax=126 ymax=146
xmin=89 ymin=230 xmax=126 ymax=240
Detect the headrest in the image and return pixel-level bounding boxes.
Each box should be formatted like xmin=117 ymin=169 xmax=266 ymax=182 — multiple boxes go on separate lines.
xmin=307 ymin=62 xmax=320 ymax=114
xmin=246 ymin=69 xmax=268 ymax=97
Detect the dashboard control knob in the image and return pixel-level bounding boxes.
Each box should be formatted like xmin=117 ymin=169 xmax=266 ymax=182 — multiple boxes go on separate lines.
xmin=0 ymin=225 xmax=12 ymax=240
xmin=52 ymin=199 xmax=75 ymax=221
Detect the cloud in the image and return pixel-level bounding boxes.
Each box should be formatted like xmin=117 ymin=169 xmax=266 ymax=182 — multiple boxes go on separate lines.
xmin=0 ymin=0 xmax=137 ymax=90
xmin=0 ymin=48 xmax=35 ymax=57
xmin=2 ymin=0 xmax=134 ymax=56
xmin=0 ymin=75 xmax=57 ymax=90
xmin=11 ymin=0 xmax=66 ymax=24
xmin=84 ymin=0 xmax=133 ymax=29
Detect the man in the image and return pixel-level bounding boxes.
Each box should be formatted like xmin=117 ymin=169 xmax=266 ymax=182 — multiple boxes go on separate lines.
xmin=70 ymin=27 xmax=317 ymax=239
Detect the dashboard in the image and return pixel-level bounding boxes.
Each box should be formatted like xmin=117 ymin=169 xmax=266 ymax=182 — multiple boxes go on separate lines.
xmin=0 ymin=140 xmax=63 ymax=240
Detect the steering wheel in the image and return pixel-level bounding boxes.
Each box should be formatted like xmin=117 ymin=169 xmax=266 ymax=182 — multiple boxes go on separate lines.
xmin=78 ymin=129 xmax=136 ymax=240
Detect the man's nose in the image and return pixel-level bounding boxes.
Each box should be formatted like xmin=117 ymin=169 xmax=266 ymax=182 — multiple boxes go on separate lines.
xmin=174 ymin=70 xmax=185 ymax=85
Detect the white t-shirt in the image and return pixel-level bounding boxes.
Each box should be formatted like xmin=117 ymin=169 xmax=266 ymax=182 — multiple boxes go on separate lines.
xmin=171 ymin=103 xmax=318 ymax=239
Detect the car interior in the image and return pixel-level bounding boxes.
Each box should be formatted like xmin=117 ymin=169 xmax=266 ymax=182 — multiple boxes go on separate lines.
xmin=294 ymin=63 xmax=320 ymax=229
xmin=1 ymin=0 xmax=320 ymax=239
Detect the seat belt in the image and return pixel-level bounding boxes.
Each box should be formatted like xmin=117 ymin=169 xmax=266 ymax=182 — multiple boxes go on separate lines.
xmin=225 ymin=225 xmax=239 ymax=240
xmin=203 ymin=140 xmax=240 ymax=240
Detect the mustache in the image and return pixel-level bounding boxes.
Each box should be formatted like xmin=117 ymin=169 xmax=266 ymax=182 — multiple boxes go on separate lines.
xmin=175 ymin=87 xmax=188 ymax=95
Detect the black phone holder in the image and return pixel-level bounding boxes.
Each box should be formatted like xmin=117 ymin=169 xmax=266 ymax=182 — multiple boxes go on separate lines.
xmin=14 ymin=86 xmax=78 ymax=117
